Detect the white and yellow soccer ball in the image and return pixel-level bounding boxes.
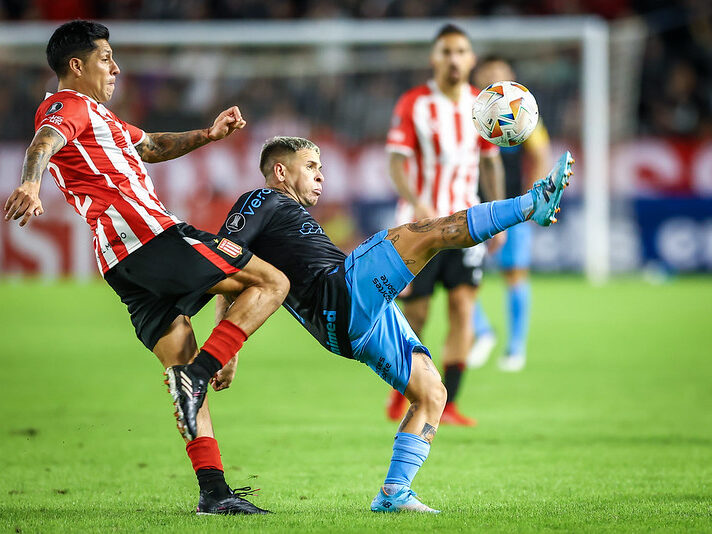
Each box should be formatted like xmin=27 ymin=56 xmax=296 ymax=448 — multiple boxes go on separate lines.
xmin=472 ymin=81 xmax=539 ymax=147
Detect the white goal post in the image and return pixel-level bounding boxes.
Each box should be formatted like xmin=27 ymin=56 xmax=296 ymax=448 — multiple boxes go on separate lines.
xmin=0 ymin=17 xmax=610 ymax=283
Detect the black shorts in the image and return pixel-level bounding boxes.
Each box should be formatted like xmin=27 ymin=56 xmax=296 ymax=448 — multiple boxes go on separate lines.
xmin=104 ymin=223 xmax=253 ymax=351
xmin=399 ymin=245 xmax=486 ymax=301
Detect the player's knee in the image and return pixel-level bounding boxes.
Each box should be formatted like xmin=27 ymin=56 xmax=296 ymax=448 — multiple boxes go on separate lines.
xmin=259 ymin=265 xmax=289 ymax=300
xmin=423 ymin=380 xmax=447 ymax=415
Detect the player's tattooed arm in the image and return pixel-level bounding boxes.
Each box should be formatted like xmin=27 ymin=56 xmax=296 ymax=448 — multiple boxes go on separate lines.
xmin=4 ymin=127 xmax=64 ymax=226
xmin=136 ymin=130 xmax=212 ymax=163
xmin=136 ymin=106 xmax=246 ymax=163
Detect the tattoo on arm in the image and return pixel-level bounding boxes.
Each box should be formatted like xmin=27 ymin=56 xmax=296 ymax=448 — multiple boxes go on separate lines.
xmin=136 ymin=130 xmax=211 ymax=163
xmin=22 ymin=127 xmax=65 ymax=184
xmin=419 ymin=423 xmax=437 ymax=442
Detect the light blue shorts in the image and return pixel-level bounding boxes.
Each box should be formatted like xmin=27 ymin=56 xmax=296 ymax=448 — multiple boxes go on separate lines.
xmin=344 ymin=230 xmax=431 ymax=393
xmin=497 ymin=222 xmax=533 ymax=269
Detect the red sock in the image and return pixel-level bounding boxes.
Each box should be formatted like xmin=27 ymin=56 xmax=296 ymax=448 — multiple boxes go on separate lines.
xmin=186 ymin=436 xmax=224 ymax=472
xmin=201 ymin=320 xmax=248 ymax=367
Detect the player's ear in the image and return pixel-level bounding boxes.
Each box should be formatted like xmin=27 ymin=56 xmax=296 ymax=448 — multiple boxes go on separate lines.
xmin=274 ymin=162 xmax=287 ymax=183
xmin=67 ymin=57 xmax=83 ymax=78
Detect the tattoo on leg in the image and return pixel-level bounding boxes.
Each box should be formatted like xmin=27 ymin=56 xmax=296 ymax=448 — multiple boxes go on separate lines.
xmin=406 ymin=219 xmax=437 ymax=233
xmin=420 ymin=423 xmax=437 ymax=442
xmin=397 ymin=404 xmax=416 ymax=433
xmin=416 ymin=352 xmax=440 ymax=377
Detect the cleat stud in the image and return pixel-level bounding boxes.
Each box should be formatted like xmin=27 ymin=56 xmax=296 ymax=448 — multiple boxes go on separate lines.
xmin=551 ymin=217 xmax=558 ymax=223
xmin=555 ymin=207 xmax=561 ymax=213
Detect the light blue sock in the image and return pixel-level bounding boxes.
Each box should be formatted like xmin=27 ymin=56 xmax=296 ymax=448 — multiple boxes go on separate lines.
xmin=466 ymin=193 xmax=534 ymax=243
xmin=507 ymin=281 xmax=531 ymax=356
xmin=473 ymin=302 xmax=493 ymax=337
xmin=383 ymin=432 xmax=430 ymax=490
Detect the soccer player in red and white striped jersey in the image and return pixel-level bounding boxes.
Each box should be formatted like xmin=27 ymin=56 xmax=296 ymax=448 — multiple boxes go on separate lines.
xmin=3 ymin=20 xmax=288 ymax=515
xmin=385 ymin=24 xmax=506 ymax=426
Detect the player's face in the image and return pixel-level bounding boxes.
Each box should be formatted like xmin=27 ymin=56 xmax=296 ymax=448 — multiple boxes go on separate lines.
xmin=474 ymin=61 xmax=515 ymax=89
xmin=431 ymin=34 xmax=475 ymax=87
xmin=78 ymin=40 xmax=120 ymax=103
xmin=284 ymin=148 xmax=323 ymax=207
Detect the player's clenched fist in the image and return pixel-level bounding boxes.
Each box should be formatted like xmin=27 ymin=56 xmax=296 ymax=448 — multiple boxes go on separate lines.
xmin=4 ymin=182 xmax=44 ymax=227
xmin=207 ymin=106 xmax=247 ymax=141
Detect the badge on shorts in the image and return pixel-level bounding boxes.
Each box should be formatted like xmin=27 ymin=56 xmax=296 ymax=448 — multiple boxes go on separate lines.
xmin=217 ymin=238 xmax=242 ymax=258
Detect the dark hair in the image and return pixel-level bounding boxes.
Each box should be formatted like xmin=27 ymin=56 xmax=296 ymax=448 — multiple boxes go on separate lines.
xmin=477 ymin=54 xmax=512 ymax=67
xmin=433 ymin=23 xmax=468 ymax=44
xmin=259 ymin=136 xmax=319 ymax=177
xmin=46 ymin=20 xmax=110 ymax=77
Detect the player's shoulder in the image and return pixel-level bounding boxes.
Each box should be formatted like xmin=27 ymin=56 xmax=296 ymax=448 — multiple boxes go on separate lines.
xmin=35 ymin=91 xmax=89 ymax=124
xmin=232 ymin=187 xmax=285 ymax=215
xmin=36 ymin=90 xmax=88 ymax=114
xmin=396 ymin=84 xmax=432 ymax=108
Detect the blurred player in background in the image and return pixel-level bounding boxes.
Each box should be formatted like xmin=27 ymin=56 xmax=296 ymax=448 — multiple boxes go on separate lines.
xmin=214 ymin=136 xmax=573 ymax=512
xmin=385 ymin=24 xmax=505 ymax=426
xmin=3 ymin=20 xmax=288 ymax=515
xmin=468 ymin=56 xmax=551 ymax=372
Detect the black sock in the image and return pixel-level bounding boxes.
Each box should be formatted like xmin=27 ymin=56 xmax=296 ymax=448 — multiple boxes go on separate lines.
xmin=196 ymin=469 xmax=230 ymax=497
xmin=190 ymin=350 xmax=222 ymax=380
xmin=443 ymin=363 xmax=465 ymax=404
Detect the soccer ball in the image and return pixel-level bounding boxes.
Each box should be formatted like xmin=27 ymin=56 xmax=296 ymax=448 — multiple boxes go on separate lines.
xmin=472 ymin=81 xmax=539 ymax=147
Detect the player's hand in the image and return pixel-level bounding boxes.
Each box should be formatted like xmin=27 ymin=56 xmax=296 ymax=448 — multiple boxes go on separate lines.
xmin=211 ymin=354 xmax=238 ymax=391
xmin=207 ymin=106 xmax=247 ymax=141
xmin=488 ymin=230 xmax=507 ymax=253
xmin=4 ymin=182 xmax=44 ymax=227
xmin=413 ymin=202 xmax=436 ymax=221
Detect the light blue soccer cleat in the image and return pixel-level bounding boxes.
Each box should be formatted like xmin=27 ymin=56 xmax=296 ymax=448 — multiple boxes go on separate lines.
xmin=370 ymin=486 xmax=440 ymax=513
xmin=529 ymin=151 xmax=574 ymax=226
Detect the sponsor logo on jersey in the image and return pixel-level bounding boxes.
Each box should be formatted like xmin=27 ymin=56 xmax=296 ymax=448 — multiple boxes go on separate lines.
xmin=372 ymin=274 xmax=398 ymax=303
xmin=46 ymin=115 xmax=64 ymax=126
xmin=322 ymin=310 xmax=341 ymax=355
xmin=240 ymin=188 xmax=273 ymax=216
xmin=45 ymin=102 xmax=63 ymax=115
xmin=225 ymin=212 xmax=246 ymax=233
xmin=217 ymin=238 xmax=242 ymax=258
xmin=299 ymin=221 xmax=323 ymax=235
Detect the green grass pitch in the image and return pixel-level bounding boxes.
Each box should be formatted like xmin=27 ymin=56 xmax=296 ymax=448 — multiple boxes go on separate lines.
xmin=1 ymin=276 xmax=711 ymax=532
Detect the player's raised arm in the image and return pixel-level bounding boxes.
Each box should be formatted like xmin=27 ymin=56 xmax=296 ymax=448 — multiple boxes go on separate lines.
xmin=389 ymin=152 xmax=436 ymax=220
xmin=136 ymin=105 xmax=247 ymax=163
xmin=4 ymin=126 xmax=66 ymax=227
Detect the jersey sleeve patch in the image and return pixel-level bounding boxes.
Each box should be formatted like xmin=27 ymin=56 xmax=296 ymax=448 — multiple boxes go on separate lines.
xmin=35 ymin=94 xmax=89 ymax=144
xmin=217 ymin=238 xmax=243 ymax=258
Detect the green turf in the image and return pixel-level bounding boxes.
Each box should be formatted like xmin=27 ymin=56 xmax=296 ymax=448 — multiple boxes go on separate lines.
xmin=1 ymin=276 xmax=711 ymax=532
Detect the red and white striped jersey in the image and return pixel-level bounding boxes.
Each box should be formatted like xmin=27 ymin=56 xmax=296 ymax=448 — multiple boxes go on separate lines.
xmin=386 ymin=80 xmax=499 ymax=225
xmin=35 ymin=89 xmax=181 ymax=274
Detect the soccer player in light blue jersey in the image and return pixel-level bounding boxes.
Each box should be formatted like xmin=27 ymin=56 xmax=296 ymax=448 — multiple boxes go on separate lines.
xmin=211 ymin=137 xmax=573 ymax=513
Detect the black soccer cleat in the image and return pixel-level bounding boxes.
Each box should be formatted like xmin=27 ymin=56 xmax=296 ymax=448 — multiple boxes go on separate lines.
xmin=164 ymin=365 xmax=208 ymax=442
xmin=196 ymin=486 xmax=271 ymax=515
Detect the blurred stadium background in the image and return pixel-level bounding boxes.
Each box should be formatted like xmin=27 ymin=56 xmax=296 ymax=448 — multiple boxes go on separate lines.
xmin=0 ymin=0 xmax=711 ymax=280
xmin=1 ymin=2 xmax=711 ymax=531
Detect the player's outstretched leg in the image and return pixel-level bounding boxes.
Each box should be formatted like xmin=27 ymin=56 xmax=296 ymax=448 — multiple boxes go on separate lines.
xmin=166 ymin=255 xmax=289 ymax=441
xmin=371 ymin=351 xmax=446 ymax=514
xmin=385 ymin=151 xmax=574 ymax=276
